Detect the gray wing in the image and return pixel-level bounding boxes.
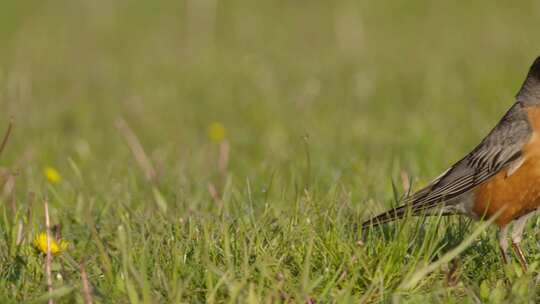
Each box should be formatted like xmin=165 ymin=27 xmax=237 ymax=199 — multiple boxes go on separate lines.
xmin=362 ymin=102 xmax=532 ymax=228
xmin=407 ymin=101 xmax=532 ymax=212
xmin=362 ymin=57 xmax=540 ymax=229
xmin=408 ymin=55 xmax=540 ymax=212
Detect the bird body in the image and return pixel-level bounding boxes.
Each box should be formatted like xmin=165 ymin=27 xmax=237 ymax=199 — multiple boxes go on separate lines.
xmin=473 ymin=109 xmax=540 ymax=227
xmin=362 ymin=57 xmax=540 ymax=270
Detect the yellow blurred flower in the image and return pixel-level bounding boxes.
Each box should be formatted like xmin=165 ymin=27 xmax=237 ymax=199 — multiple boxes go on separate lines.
xmin=207 ymin=122 xmax=226 ymax=142
xmin=44 ymin=166 xmax=61 ymax=184
xmin=33 ymin=232 xmax=69 ymax=255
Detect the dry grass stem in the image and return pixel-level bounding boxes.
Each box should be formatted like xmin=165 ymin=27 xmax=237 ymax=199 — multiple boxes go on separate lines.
xmin=44 ymin=198 xmax=54 ymax=304
xmin=80 ymin=262 xmax=94 ymax=304
xmin=207 ymin=182 xmax=222 ymax=206
xmin=16 ymin=220 xmax=24 ymax=246
xmin=115 ymin=117 xmax=157 ymax=183
xmin=400 ymin=170 xmax=411 ymax=194
xmin=218 ymin=140 xmax=230 ymax=176
xmin=0 ymin=117 xmax=13 ymax=159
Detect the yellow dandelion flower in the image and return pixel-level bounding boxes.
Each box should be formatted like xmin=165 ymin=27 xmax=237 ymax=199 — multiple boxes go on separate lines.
xmin=207 ymin=122 xmax=226 ymax=142
xmin=33 ymin=232 xmax=69 ymax=255
xmin=44 ymin=166 xmax=61 ymax=184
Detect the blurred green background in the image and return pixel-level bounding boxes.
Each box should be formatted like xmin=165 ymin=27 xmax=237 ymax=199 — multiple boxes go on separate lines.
xmin=2 ymin=1 xmax=539 ymax=190
xmin=0 ymin=0 xmax=540 ymax=176
xmin=2 ymin=0 xmax=540 ymax=302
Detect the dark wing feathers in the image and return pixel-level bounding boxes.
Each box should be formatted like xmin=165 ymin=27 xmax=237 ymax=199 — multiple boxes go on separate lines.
xmin=362 ymin=102 xmax=532 ymax=228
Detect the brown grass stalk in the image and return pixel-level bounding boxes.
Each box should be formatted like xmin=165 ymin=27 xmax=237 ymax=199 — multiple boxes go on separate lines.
xmin=115 ymin=117 xmax=157 ymax=183
xmin=400 ymin=170 xmax=411 ymax=194
xmin=0 ymin=117 xmax=13 ymax=159
xmin=218 ymin=140 xmax=229 ymax=176
xmin=44 ymin=198 xmax=54 ymax=304
xmin=207 ymin=182 xmax=222 ymax=207
xmin=80 ymin=262 xmax=94 ymax=304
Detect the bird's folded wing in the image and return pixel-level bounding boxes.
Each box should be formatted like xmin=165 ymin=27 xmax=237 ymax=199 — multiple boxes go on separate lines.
xmin=407 ymin=102 xmax=532 ymax=212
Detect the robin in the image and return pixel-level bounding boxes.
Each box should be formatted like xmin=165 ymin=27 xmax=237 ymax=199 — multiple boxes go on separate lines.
xmin=362 ymin=56 xmax=540 ymax=272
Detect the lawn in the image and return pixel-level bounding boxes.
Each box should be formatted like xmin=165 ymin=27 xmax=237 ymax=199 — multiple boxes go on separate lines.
xmin=1 ymin=0 xmax=540 ymax=303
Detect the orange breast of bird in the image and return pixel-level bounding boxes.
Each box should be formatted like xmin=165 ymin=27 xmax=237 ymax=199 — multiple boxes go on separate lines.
xmin=473 ymin=107 xmax=540 ymax=227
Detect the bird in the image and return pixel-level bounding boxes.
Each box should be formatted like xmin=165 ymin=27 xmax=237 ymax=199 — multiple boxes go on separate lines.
xmin=362 ymin=56 xmax=540 ymax=272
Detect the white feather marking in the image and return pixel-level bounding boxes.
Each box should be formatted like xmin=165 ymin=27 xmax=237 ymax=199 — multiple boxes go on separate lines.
xmin=506 ymin=156 xmax=526 ymax=177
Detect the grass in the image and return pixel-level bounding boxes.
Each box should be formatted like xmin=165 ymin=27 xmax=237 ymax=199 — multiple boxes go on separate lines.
xmin=2 ymin=0 xmax=540 ymax=302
